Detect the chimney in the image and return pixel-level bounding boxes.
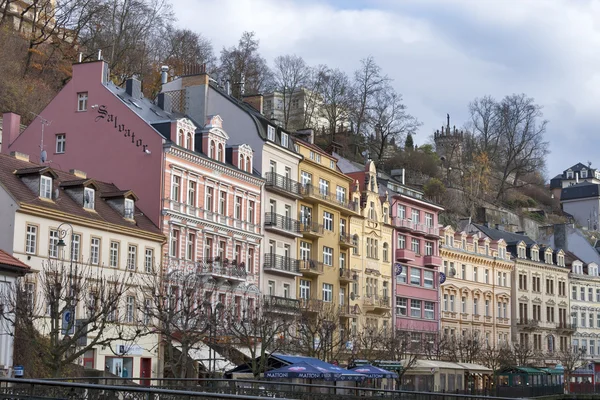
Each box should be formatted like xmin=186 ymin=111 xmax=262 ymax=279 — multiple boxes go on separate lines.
xmin=495 ymin=224 xmax=504 ymax=231
xmin=69 ymin=169 xmax=87 ymax=178
xmin=576 ymin=174 xmax=579 ymax=184
xmin=10 ymin=151 xmax=29 ymax=162
xmin=554 ymin=224 xmax=568 ymax=251
xmin=243 ymin=94 xmax=263 ymax=114
xmin=390 ymin=169 xmax=406 ymax=185
xmin=125 ymin=78 xmax=142 ymax=99
xmin=515 ymin=231 xmax=526 ymax=235
xmin=161 ymin=66 xmax=169 ymax=84
xmin=157 ymin=93 xmax=172 ymax=113
xmin=225 ymin=80 xmax=231 ymax=96
xmin=2 ymin=112 xmax=21 ymax=150
xmin=295 ymin=128 xmax=314 ymax=145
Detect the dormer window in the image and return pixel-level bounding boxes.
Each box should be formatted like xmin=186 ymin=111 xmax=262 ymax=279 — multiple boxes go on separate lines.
xmin=581 ymin=169 xmax=588 ymax=179
xmin=531 ymin=249 xmax=539 ymax=262
xmin=281 ymin=132 xmax=289 ymax=148
xmin=566 ymin=170 xmax=573 ymax=179
xmin=267 ymin=125 xmax=276 ymax=141
xmin=124 ymin=198 xmax=134 ymax=219
xmin=518 ymin=246 xmax=526 ymax=259
xmin=40 ymin=175 xmax=52 ymax=199
xmin=557 ymin=254 xmax=565 ymax=267
xmin=545 ymin=251 xmax=552 ymax=264
xmin=217 ymin=143 xmax=224 ymax=162
xmin=84 ymin=187 xmax=95 ymax=209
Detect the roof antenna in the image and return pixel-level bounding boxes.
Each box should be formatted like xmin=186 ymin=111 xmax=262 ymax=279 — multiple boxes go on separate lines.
xmin=30 ymin=112 xmax=52 ymax=163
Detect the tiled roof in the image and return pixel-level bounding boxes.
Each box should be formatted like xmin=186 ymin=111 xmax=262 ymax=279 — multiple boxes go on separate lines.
xmin=472 ymin=223 xmax=536 ymax=246
xmin=0 ymin=153 xmax=161 ymax=235
xmin=561 ymin=181 xmax=600 ymax=201
xmin=0 ymin=249 xmax=30 ymax=272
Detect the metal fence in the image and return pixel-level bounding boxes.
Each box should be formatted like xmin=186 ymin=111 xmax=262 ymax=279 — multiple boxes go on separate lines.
xmin=33 ymin=377 xmax=527 ymax=400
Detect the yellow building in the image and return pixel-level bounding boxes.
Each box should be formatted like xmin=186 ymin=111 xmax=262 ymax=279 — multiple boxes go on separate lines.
xmin=439 ymin=226 xmax=513 ymax=349
xmin=295 ymin=137 xmax=361 ymax=341
xmin=347 ymin=161 xmax=394 ymax=334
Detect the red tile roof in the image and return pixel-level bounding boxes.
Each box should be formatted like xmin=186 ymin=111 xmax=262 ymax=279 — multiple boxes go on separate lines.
xmin=0 ymin=249 xmax=30 ymax=272
xmin=0 ymin=153 xmax=161 ymax=236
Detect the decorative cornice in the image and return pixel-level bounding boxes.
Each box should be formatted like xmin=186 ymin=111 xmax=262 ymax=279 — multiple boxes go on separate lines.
xmin=164 ymin=210 xmax=262 ymax=241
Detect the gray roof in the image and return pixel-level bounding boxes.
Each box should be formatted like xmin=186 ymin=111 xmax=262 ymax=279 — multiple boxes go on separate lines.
xmin=561 ymin=181 xmax=600 ymax=201
xmin=538 ymin=225 xmax=600 ymax=265
xmin=471 ymin=223 xmax=536 ymax=246
xmin=333 ymin=152 xmax=364 ymax=173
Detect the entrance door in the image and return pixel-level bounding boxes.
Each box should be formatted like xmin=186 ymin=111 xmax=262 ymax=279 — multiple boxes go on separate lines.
xmin=140 ymin=358 xmax=151 ymax=386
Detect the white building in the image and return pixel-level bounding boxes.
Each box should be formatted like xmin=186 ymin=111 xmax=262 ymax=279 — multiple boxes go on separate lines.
xmin=0 ymin=152 xmax=165 ymax=382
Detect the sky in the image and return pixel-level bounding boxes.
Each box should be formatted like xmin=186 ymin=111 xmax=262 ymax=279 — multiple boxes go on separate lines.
xmin=170 ymin=0 xmax=600 ymax=180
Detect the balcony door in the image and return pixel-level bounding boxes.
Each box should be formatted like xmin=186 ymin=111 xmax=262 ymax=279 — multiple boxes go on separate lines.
xmin=300 ymin=205 xmax=312 ymax=224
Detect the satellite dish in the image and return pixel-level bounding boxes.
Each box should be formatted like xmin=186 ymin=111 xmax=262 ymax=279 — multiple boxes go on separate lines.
xmin=40 ymin=150 xmax=47 ymax=163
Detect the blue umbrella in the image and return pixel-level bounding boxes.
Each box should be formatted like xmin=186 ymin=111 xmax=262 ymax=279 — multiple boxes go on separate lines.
xmin=350 ymin=364 xmax=399 ymax=379
xmin=265 ymin=361 xmax=338 ymax=380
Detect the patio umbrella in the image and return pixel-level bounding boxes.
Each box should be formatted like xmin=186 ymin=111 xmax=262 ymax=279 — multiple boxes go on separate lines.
xmin=350 ymin=364 xmax=399 ymax=379
xmin=265 ymin=361 xmax=339 ymax=380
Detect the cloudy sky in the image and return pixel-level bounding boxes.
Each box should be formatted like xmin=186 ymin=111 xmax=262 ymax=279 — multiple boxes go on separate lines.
xmin=171 ymin=0 xmax=600 ymax=179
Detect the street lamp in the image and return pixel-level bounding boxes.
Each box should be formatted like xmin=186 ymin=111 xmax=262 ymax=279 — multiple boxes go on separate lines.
xmin=55 ymin=222 xmax=77 ymax=336
xmin=55 ymin=222 xmax=74 ymax=254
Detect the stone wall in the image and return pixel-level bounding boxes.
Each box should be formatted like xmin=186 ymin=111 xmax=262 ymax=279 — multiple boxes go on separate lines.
xmin=475 ymin=206 xmax=541 ymax=239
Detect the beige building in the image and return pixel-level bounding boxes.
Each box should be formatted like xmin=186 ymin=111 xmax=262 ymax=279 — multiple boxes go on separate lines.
xmin=439 ymin=226 xmax=513 ymax=348
xmin=0 ymin=152 xmax=165 ymax=381
xmin=346 ymin=161 xmax=394 ymax=334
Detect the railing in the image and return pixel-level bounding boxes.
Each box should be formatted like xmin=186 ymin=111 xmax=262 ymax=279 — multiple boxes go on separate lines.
xmin=300 ymin=184 xmax=358 ymax=212
xmin=299 ymin=298 xmax=323 ymax=312
xmin=339 ymin=232 xmax=355 ymax=246
xmin=516 ymin=319 xmax=539 ymax=329
xmin=264 ymin=172 xmax=302 ymax=196
xmin=391 ymin=217 xmax=438 ymax=236
xmin=339 ymin=268 xmax=356 ymax=281
xmin=263 ymin=253 xmax=300 ymax=273
xmin=263 ymin=295 xmax=300 ymax=311
xmin=557 ymin=322 xmax=576 ymax=331
xmin=197 ymin=257 xmax=248 ymax=280
xmin=299 ymin=220 xmax=324 ymax=235
xmin=264 ymin=212 xmax=301 ymax=233
xmin=298 ymin=259 xmax=324 ymax=274
xmin=364 ymin=295 xmax=390 ymax=308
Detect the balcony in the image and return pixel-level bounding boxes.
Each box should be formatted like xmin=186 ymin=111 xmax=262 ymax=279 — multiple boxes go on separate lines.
xmin=300 ymin=184 xmax=359 ymax=214
xmin=339 ymin=232 xmax=356 ymax=249
xmin=423 ymin=255 xmax=442 ymax=268
xmin=557 ymin=322 xmax=576 ymax=333
xmin=363 ymin=295 xmax=391 ymax=313
xmin=196 ymin=258 xmax=247 ymax=285
xmin=264 ymin=172 xmax=303 ymax=199
xmin=263 ymin=295 xmax=300 ymax=314
xmin=299 ymin=298 xmax=323 ymax=313
xmin=517 ymin=319 xmax=539 ymax=331
xmin=339 ymin=303 xmax=359 ymax=318
xmin=339 ymin=268 xmax=357 ymax=284
xmin=391 ymin=217 xmax=413 ymax=232
xmin=299 ymin=259 xmax=324 ymax=276
xmin=263 ymin=253 xmax=301 ymax=276
xmin=264 ymin=212 xmax=302 ymax=238
xmin=299 ymin=220 xmax=323 ymax=238
xmin=395 ymin=248 xmax=415 ymax=262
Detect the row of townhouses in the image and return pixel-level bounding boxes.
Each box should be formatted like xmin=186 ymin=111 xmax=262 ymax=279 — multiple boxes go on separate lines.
xmin=0 ymin=60 xmax=599 ymax=380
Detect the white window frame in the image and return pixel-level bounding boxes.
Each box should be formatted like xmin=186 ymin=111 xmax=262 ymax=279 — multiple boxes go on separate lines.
xmin=299 ymin=279 xmax=311 ymax=299
xmin=40 ymin=175 xmax=52 ymax=199
xmin=323 ymin=211 xmax=333 ymax=231
xmin=26 ymin=225 xmax=37 ymax=255
xmin=90 ymin=237 xmax=100 ymax=265
xmin=145 ymin=248 xmax=154 ymax=273
xmin=124 ymin=198 xmax=134 ymax=219
xmin=77 ymin=92 xmax=88 ymax=111
xmin=424 ymin=301 xmax=435 ymax=319
xmin=125 ymin=296 xmax=135 ymax=323
xmin=323 ymin=246 xmax=333 ymax=266
xmin=281 ymin=132 xmax=289 ymax=148
xmin=110 ymin=241 xmax=119 ymax=268
xmin=127 ymin=245 xmax=137 ymax=270
xmin=84 ymin=187 xmax=95 ymax=209
xmin=322 ymin=283 xmax=333 ymax=302
xmin=267 ymin=125 xmax=276 ymax=141
xmin=56 ymin=134 xmax=66 ymax=154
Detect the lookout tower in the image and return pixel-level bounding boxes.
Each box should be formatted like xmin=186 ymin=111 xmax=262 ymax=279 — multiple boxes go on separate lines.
xmin=434 ymin=114 xmax=464 ymax=166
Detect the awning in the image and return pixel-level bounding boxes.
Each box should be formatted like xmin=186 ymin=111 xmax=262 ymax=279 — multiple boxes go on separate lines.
xmin=175 ymin=342 xmax=235 ymax=373
xmin=350 ymin=364 xmax=398 ymax=379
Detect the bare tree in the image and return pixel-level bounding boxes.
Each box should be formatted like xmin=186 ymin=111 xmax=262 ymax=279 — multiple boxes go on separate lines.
xmin=272 ymin=54 xmax=309 ymax=129
xmin=319 ymin=68 xmax=352 ymax=138
xmin=351 ymin=56 xmax=389 ymax=137
xmin=369 ymin=85 xmax=420 ymax=162
xmin=225 ymin=296 xmax=292 ymax=378
xmin=301 ymin=64 xmax=328 ymax=130
xmin=5 ymin=257 xmax=139 ymax=377
xmin=160 ymin=27 xmax=215 ymax=72
xmin=219 ymin=31 xmax=272 ymax=98
xmin=445 ymin=332 xmax=484 ymax=363
xmin=139 ymin=268 xmax=217 ymax=379
xmin=557 ymin=346 xmax=587 ymax=393
xmin=381 ymin=329 xmax=420 ymax=383
xmin=351 ymin=323 xmax=388 ymax=363
xmin=512 ymin=340 xmax=535 ymax=366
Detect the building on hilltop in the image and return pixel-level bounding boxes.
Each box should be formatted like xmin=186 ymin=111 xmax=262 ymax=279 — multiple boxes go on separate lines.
xmin=550 ymin=162 xmax=600 ymax=202
xmin=560 ymin=182 xmax=600 ymax=231
xmin=433 ymin=114 xmax=464 ymax=168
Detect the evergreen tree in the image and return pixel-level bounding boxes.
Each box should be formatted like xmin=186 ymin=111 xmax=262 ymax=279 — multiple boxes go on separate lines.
xmin=404 ymin=133 xmax=414 ymax=150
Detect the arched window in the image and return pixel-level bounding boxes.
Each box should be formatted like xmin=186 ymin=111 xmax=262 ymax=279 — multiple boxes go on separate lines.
xmin=218 ymin=143 xmax=224 ymax=162
xmin=186 ymin=133 xmax=193 ymax=150
xmin=178 ymin=129 xmax=184 ymax=146
xmin=246 ymin=156 xmax=251 ymax=172
xmin=209 ymin=140 xmax=215 ymax=159
xmin=383 ymin=243 xmax=389 ymax=262
xmin=547 ymin=335 xmax=555 ymax=353
xmin=239 ymin=154 xmax=244 ymax=170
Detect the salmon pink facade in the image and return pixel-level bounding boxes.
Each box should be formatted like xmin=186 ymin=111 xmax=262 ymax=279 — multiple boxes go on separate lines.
xmin=391 ymin=189 xmax=443 ymax=338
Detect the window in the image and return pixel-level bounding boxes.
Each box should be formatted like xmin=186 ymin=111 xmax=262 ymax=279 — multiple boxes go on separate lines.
xmin=411 ymin=209 xmax=420 ymax=223
xmin=233 ymin=196 xmax=242 ymax=220
xmin=450 ymin=295 xmax=455 ymax=311
xmin=26 ymin=225 xmax=37 ymax=254
xmin=424 ymin=270 xmax=434 ymax=288
xmin=90 ymin=237 xmax=100 ymax=265
xmin=590 ymin=288 xmax=594 ymax=302
xmin=484 ymin=269 xmax=489 ymax=284
xmin=281 ymin=132 xmax=289 ymax=147
xmin=323 ymin=211 xmax=333 ymax=231
xmin=424 ymin=301 xmax=434 ymax=319
xmin=323 ymin=246 xmax=333 ymax=266
xmin=268 ymin=281 xmax=275 ymax=295
xmin=56 ymin=134 xmax=66 ymax=153
xmin=473 ymin=267 xmax=478 ymax=282
xmin=425 ymin=241 xmax=433 ymax=256
xmin=425 ymin=213 xmax=433 ymax=227
xmin=411 ymin=300 xmax=422 ymax=317
xmin=77 ymin=92 xmax=88 ymax=111
xmin=283 ymin=283 xmax=290 ymax=298
xmin=322 ymin=284 xmax=333 ymax=302
xmin=71 ymin=234 xmax=81 ymax=261
xmin=462 ymin=264 xmax=466 ymax=279
xmin=248 ymin=200 xmax=255 ymax=223
xmin=462 ymin=296 xmax=466 ymax=313
xmin=300 ymin=171 xmax=312 ymax=186
xmin=124 ymin=198 xmax=134 ymax=219
xmin=485 ymin=299 xmax=490 ymax=316
xmin=127 ymin=245 xmax=137 ymax=270
xmin=411 ymin=268 xmax=421 ymax=285
xmin=267 ymin=125 xmax=275 ymax=141
xmin=110 ymin=241 xmax=119 ymax=267
xmin=205 ymin=187 xmax=214 ymax=211
xmin=125 ymin=296 xmax=135 ymax=323
xmin=397 ymin=205 xmax=406 ymax=219
xmin=581 ymin=287 xmax=585 ymax=300
xmin=300 ymin=241 xmax=311 ymax=260
xmin=336 ymin=186 xmax=346 ymax=203
xmin=170 ymin=230 xmax=179 ymax=258
xmin=473 ymin=297 xmax=479 ymax=315
xmin=398 ymin=235 xmax=406 ymax=249
xmin=330 ymin=160 xmax=335 ymax=169
xmin=572 ymin=286 xmax=577 ymax=300
xmin=398 ymin=267 xmax=407 ymax=283
xmin=145 ymin=248 xmax=154 ymax=272
xmin=186 ymin=233 xmax=195 ymax=260
xmin=187 ymin=181 xmax=196 ymax=206
xmin=40 ymin=175 xmax=52 ymax=199
xmin=396 ymin=297 xmax=407 ymax=316
xmin=218 ymin=191 xmax=227 ymax=214
xmin=383 ymin=243 xmax=389 ymax=262
xmin=411 ymin=238 xmax=420 ymax=254
xmin=319 ymin=179 xmax=329 ymax=195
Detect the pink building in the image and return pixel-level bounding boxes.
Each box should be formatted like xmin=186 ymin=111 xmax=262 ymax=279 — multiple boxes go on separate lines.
xmin=391 ymin=187 xmax=443 ymax=338
xmin=2 ymin=60 xmax=263 ymax=316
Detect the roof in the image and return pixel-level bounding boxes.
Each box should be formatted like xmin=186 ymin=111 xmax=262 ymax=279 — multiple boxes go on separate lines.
xmin=0 ymin=153 xmax=161 ymax=235
xmin=0 ymin=249 xmax=30 ymax=273
xmin=561 ymin=181 xmax=600 ymax=201
xmin=499 ymin=366 xmax=545 ymax=374
xmin=472 ymin=223 xmax=536 ymax=246
xmin=565 ymin=162 xmax=591 ymax=173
